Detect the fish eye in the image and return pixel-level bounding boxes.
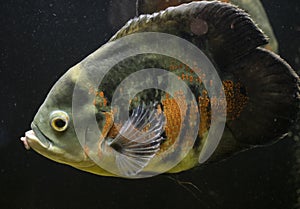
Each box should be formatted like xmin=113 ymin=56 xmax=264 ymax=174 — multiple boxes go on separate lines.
xmin=50 ymin=110 xmax=69 ymax=132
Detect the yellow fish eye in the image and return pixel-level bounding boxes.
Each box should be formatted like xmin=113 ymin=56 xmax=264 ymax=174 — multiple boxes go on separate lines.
xmin=50 ymin=110 xmax=69 ymax=132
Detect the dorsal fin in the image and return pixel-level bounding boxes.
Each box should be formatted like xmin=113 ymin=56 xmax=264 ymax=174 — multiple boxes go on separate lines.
xmin=111 ymin=1 xmax=268 ymax=67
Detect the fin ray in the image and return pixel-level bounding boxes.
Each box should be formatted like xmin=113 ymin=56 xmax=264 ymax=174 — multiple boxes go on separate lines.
xmin=226 ymin=48 xmax=300 ymax=145
xmin=112 ymin=1 xmax=268 ymax=67
xmin=108 ymin=105 xmax=165 ymax=177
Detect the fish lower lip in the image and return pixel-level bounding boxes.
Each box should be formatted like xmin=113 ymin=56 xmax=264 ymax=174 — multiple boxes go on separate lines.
xmin=20 ymin=133 xmax=32 ymax=150
xmin=25 ymin=123 xmax=52 ymax=149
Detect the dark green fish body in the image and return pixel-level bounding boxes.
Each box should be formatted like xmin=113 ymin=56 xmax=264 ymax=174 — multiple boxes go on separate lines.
xmin=21 ymin=1 xmax=299 ymax=178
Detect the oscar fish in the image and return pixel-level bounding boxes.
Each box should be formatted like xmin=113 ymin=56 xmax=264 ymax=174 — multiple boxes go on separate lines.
xmin=20 ymin=1 xmax=299 ymax=178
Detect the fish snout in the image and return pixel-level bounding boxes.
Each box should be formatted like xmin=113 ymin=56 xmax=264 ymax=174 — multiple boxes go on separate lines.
xmin=20 ymin=130 xmax=36 ymax=150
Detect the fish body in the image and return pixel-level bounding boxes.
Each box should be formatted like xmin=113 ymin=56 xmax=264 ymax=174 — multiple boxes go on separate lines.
xmin=21 ymin=1 xmax=299 ymax=178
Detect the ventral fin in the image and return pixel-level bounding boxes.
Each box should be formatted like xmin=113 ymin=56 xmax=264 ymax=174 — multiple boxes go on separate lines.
xmin=108 ymin=104 xmax=166 ymax=177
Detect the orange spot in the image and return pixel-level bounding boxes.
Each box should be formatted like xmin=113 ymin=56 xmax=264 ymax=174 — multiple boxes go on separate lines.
xmin=97 ymin=111 xmax=114 ymax=158
xmin=198 ymin=90 xmax=211 ymax=137
xmin=185 ymin=65 xmax=190 ymax=71
xmin=181 ymin=73 xmax=185 ymax=80
xmin=99 ymin=91 xmax=104 ymax=98
xmin=197 ymin=80 xmax=248 ymax=137
xmin=160 ymin=91 xmax=187 ymax=153
xmin=107 ymin=123 xmax=122 ymax=139
xmin=103 ymin=112 xmax=113 ymax=135
xmin=222 ymin=80 xmax=249 ymax=120
xmin=189 ymin=76 xmax=193 ymax=82
xmin=103 ymin=98 xmax=107 ymax=107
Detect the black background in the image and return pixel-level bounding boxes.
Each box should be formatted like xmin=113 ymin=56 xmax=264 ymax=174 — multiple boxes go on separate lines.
xmin=1 ymin=0 xmax=300 ymax=209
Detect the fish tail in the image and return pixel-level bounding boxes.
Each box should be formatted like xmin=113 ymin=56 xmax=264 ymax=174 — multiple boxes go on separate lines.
xmin=225 ymin=47 xmax=300 ymax=145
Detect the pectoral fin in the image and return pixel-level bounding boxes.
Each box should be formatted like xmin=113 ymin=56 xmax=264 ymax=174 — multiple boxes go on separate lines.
xmin=107 ymin=104 xmax=166 ymax=177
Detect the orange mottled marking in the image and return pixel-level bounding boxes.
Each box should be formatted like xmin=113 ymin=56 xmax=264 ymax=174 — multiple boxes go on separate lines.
xmin=189 ymin=76 xmax=193 ymax=82
xmin=223 ymin=80 xmax=248 ymax=120
xmin=102 ymin=112 xmax=114 ymax=137
xmin=103 ymin=98 xmax=108 ymax=107
xmin=196 ymin=80 xmax=248 ymax=138
xmin=160 ymin=90 xmax=187 ymax=152
xmin=97 ymin=111 xmax=114 ymax=158
xmin=99 ymin=91 xmax=104 ymax=98
xmin=182 ymin=102 xmax=199 ymax=151
xmin=197 ymin=80 xmax=248 ymax=138
xmin=181 ymin=73 xmax=185 ymax=80
xmin=169 ymin=60 xmax=207 ymax=84
xmin=198 ymin=90 xmax=211 ymax=136
xmin=92 ymin=90 xmax=109 ymax=108
xmin=107 ymin=123 xmax=122 ymax=139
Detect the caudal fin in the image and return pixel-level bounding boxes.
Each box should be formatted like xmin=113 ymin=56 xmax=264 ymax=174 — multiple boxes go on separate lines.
xmin=225 ymin=48 xmax=300 ymax=145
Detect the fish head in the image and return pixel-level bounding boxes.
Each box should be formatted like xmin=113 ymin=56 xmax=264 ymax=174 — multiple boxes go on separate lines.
xmin=21 ymin=65 xmax=95 ymax=169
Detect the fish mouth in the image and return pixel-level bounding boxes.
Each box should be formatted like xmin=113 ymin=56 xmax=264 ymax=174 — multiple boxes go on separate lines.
xmin=20 ymin=123 xmax=52 ymax=150
xmin=20 ymin=123 xmax=97 ymax=168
